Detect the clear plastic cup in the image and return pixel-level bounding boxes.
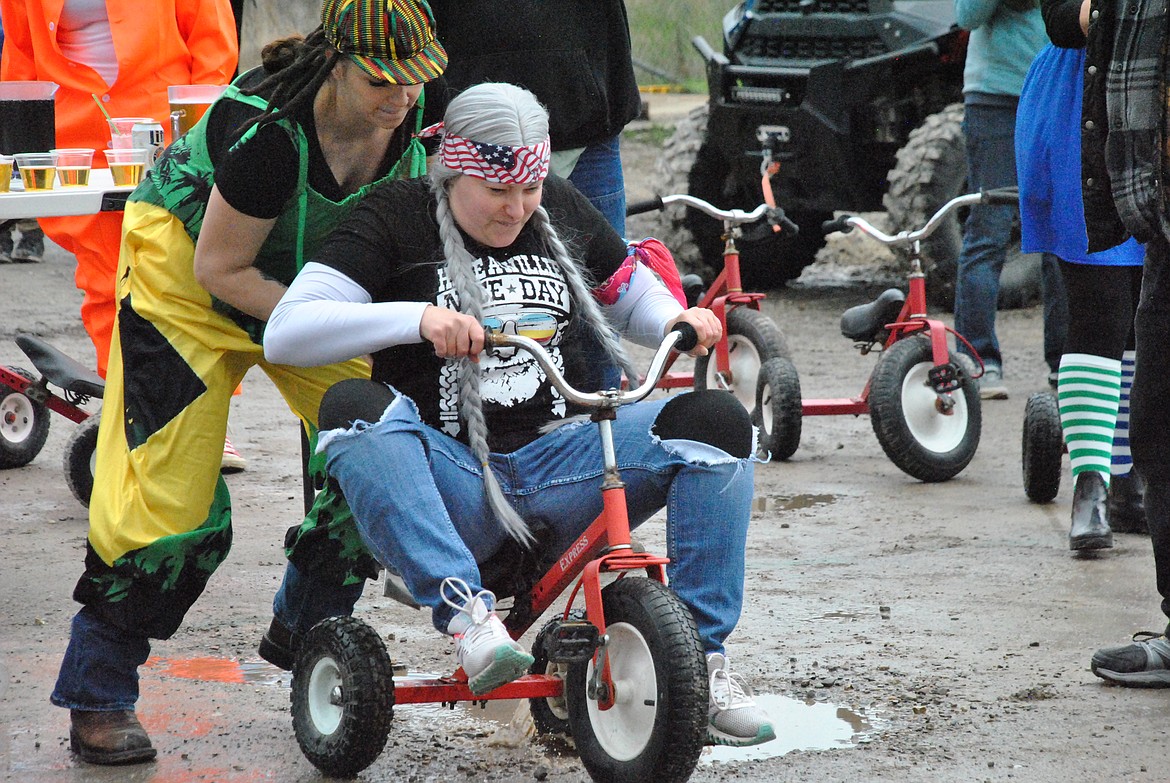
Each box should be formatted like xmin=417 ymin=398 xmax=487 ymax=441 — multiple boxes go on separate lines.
xmin=0 ymin=154 xmax=13 ymax=193
xmin=51 ymin=147 xmax=94 ymax=187
xmin=102 ymin=147 xmax=149 ymax=187
xmin=168 ymin=84 xmax=227 ymax=138
xmin=108 ymin=117 xmax=154 ymax=150
xmin=14 ymin=152 xmax=57 ymax=191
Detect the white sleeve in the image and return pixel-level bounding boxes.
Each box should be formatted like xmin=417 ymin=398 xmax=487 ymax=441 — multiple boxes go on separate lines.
xmin=264 ymin=262 xmax=430 ymax=366
xmin=604 ymin=262 xmax=685 ymax=348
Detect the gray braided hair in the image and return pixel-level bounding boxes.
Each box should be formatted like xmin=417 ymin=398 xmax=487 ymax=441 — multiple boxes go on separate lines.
xmin=427 ymin=83 xmax=636 ymax=546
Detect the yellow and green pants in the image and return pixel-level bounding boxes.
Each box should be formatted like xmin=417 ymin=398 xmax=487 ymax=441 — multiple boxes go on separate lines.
xmin=77 ymin=202 xmax=376 ymax=639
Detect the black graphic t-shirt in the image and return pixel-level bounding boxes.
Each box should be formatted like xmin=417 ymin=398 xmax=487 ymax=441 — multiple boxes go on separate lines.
xmin=313 ymin=174 xmax=629 ymax=452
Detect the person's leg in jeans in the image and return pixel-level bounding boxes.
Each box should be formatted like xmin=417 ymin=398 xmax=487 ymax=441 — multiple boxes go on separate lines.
xmin=953 ymin=100 xmax=1020 ymax=375
xmin=562 ymin=136 xmax=628 ymax=390
xmin=1091 ymin=237 xmax=1170 ymax=685
xmin=322 ymin=393 xmax=535 ymax=695
xmin=566 ymin=135 xmax=627 ymax=237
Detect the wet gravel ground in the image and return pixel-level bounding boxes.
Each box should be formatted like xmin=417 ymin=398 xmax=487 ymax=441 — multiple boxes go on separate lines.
xmin=2 ymin=117 xmax=1168 ymax=782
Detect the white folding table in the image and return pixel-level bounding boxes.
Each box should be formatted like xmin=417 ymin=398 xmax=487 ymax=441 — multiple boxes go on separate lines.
xmin=0 ymin=168 xmax=133 ymax=220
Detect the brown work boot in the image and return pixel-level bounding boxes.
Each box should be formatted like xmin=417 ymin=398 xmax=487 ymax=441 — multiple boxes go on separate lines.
xmin=69 ymin=709 xmax=157 ymax=765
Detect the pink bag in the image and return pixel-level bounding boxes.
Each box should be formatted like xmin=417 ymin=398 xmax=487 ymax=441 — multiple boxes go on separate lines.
xmin=594 ymin=237 xmax=688 ymax=308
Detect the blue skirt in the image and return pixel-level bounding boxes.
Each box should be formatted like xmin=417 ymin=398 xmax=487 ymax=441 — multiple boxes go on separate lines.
xmin=1016 ymin=45 xmax=1143 ymax=266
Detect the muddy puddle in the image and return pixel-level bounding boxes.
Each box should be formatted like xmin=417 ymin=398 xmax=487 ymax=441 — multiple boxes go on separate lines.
xmin=149 ymin=657 xmax=883 ymax=765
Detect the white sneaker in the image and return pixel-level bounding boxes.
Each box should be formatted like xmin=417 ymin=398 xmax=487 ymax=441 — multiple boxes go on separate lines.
xmin=442 ymin=577 xmax=534 ymax=696
xmin=707 ymin=653 xmax=776 ymax=747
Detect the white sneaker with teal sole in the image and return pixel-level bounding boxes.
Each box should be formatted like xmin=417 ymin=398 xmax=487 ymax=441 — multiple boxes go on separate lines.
xmin=443 ymin=577 xmax=534 ymax=696
xmin=707 ymin=653 xmax=776 ymax=746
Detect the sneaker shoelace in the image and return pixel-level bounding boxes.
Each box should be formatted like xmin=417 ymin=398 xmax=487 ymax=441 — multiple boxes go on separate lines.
xmin=1132 ymin=631 xmax=1170 ymax=661
xmin=440 ymin=576 xmax=497 ymax=634
xmin=710 ymin=663 xmax=754 ymax=710
xmin=1132 ymin=631 xmax=1166 ymax=643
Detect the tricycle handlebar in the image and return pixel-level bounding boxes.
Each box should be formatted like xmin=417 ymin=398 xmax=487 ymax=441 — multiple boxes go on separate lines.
xmin=625 ymin=193 xmax=797 ymax=236
xmin=625 ymin=193 xmax=770 ymax=226
xmin=823 ymin=188 xmax=1020 ymax=247
xmin=485 ymin=323 xmax=697 ymax=408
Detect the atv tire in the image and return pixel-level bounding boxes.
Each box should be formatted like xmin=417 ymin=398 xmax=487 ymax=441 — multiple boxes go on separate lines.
xmin=883 ymin=102 xmax=1041 ymax=311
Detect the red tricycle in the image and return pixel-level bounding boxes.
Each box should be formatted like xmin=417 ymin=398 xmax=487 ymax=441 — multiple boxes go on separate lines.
xmin=625 ymin=180 xmax=801 ymax=461
xmin=774 ymin=190 xmax=1017 ymax=482
xmin=289 ymin=323 xmax=715 ymax=782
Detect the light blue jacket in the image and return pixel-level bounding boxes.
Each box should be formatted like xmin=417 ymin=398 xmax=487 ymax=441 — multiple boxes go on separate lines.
xmin=955 ymin=0 xmax=1049 ymax=96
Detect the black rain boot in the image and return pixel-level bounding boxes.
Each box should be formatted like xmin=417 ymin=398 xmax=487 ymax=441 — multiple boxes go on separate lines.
xmin=1070 ymin=471 xmax=1113 ymax=550
xmin=1108 ymin=472 xmax=1148 ymax=534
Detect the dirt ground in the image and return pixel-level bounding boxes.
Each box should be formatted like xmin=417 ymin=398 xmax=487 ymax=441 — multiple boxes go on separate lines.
xmin=2 ymin=103 xmax=1169 ymax=783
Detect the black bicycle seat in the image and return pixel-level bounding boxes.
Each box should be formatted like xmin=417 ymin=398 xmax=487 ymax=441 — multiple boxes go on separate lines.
xmin=839 ymin=288 xmax=906 ymax=343
xmin=15 ymin=333 xmax=105 ymax=399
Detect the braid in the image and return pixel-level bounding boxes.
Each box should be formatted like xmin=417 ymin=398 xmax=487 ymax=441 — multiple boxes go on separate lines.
xmin=432 ymin=181 xmax=535 ymax=546
xmin=529 ymin=207 xmax=640 ymax=384
xmin=239 ymin=28 xmax=339 ymax=134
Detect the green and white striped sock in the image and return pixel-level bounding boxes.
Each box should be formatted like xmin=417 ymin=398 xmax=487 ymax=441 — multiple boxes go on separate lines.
xmin=1058 ymin=353 xmax=1122 ymax=482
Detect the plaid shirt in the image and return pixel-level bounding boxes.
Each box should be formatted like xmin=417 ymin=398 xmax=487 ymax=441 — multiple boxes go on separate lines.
xmin=1082 ymin=0 xmax=1169 ymax=251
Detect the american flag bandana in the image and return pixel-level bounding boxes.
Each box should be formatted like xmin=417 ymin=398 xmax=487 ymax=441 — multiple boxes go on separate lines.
xmin=418 ymin=122 xmax=550 ymax=184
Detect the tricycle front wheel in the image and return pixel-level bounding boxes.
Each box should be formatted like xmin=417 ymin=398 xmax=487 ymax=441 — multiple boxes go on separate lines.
xmin=869 ymin=335 xmax=981 ymax=482
xmin=566 ymin=578 xmax=707 ymax=783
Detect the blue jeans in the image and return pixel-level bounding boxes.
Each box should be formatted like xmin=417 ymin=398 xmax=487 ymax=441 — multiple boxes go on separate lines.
xmin=567 ymin=135 xmax=627 ymax=237
xmin=50 ymin=566 xmax=363 ymax=711
xmin=51 ymin=607 xmax=151 ymax=711
xmin=954 ymin=100 xmax=1020 ymax=370
xmin=273 ymin=561 xmax=365 ymax=638
xmin=321 ymin=392 xmax=753 ymax=654
xmin=567 ymin=135 xmax=628 ymax=389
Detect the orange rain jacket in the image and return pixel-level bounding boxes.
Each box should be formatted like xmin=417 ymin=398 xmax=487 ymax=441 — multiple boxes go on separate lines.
xmin=0 ymin=0 xmax=238 ymax=375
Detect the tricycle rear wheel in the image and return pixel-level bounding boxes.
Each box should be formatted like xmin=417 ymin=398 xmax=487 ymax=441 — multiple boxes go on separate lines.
xmin=529 ymin=616 xmax=572 ymax=736
xmin=291 ymin=616 xmax=394 ymax=778
xmin=695 ymin=307 xmax=790 ymax=415
xmin=755 ymin=356 xmax=802 ymax=461
xmin=0 ymin=367 xmax=50 ymax=469
xmin=63 ymin=411 xmax=101 ymax=507
xmin=1022 ymin=391 xmax=1063 ymax=503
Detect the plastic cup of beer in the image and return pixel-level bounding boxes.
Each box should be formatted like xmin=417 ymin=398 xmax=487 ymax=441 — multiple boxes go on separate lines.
xmin=0 ymin=154 xmax=13 ymax=193
xmin=14 ymin=152 xmax=57 ymax=191
xmin=103 ymin=148 xmax=148 ymax=188
xmin=108 ymin=117 xmax=154 ymax=150
xmin=51 ymin=148 xmax=94 ymax=187
xmin=168 ymin=84 xmax=226 ymax=138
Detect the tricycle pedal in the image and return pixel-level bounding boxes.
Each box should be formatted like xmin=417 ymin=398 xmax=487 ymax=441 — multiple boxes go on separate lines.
xmin=544 ymin=620 xmax=600 ymax=664
xmin=928 ymin=362 xmax=962 ymax=394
